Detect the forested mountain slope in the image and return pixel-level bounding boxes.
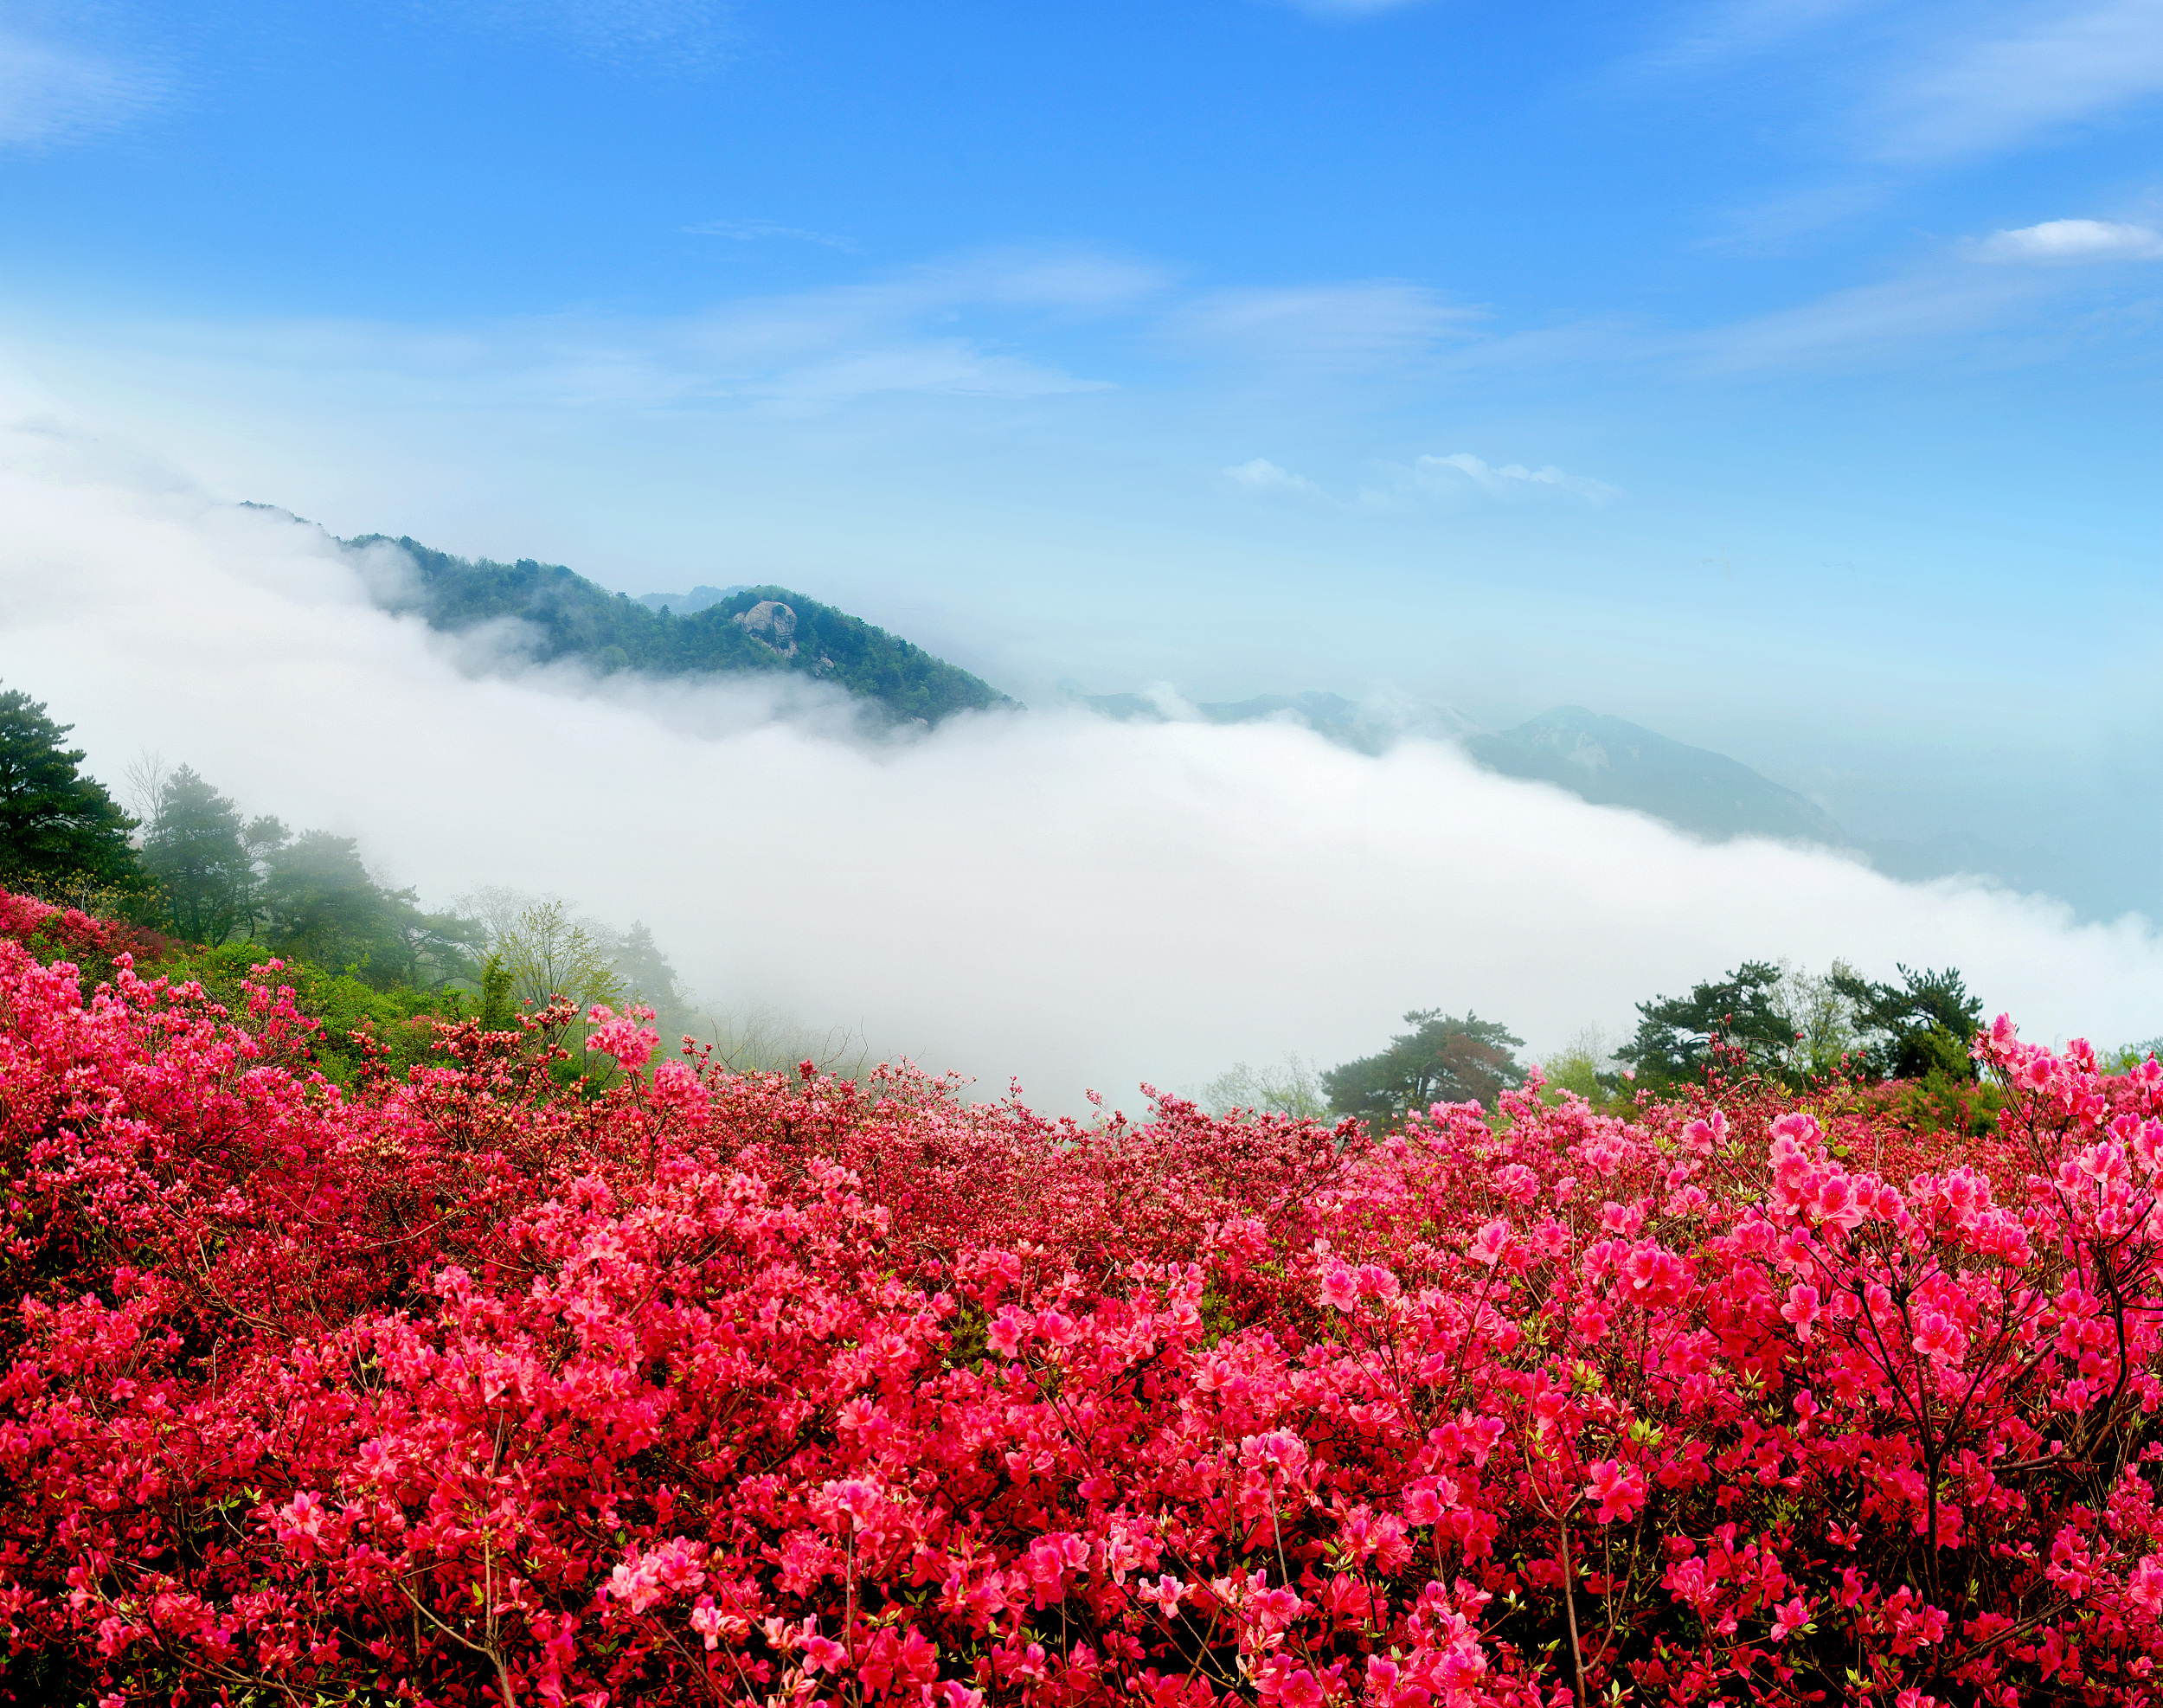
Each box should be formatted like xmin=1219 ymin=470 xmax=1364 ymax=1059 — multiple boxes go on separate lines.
xmin=356 ymin=536 xmax=1011 ymax=725
xmin=1466 ymin=705 xmax=1846 ymax=844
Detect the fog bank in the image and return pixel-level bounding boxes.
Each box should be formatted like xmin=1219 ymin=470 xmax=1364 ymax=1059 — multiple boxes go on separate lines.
xmin=4 ymin=414 xmax=2156 ymax=1108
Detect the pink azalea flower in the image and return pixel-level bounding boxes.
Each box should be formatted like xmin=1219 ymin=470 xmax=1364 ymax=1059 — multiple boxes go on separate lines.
xmin=1583 ymin=1458 xmax=1646 ymax=1524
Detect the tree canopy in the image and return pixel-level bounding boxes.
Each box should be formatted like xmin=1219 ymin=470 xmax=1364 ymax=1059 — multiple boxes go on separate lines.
xmin=1323 ymin=1009 xmax=1525 ymax=1126
xmin=1617 ymin=960 xmax=1795 ymax=1086
xmin=1619 ymin=958 xmax=1987 ymax=1088
xmin=360 ymin=537 xmax=1011 ymax=725
xmin=140 ymin=766 xmax=253 ymax=944
xmin=0 ymin=686 xmax=141 ymax=889
xmin=260 ymin=831 xmax=481 ymax=991
xmin=1830 ymin=962 xmax=1985 ymax=1082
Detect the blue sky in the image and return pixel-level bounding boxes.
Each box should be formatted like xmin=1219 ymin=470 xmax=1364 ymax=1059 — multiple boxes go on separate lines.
xmin=3 ymin=0 xmax=2160 ymax=910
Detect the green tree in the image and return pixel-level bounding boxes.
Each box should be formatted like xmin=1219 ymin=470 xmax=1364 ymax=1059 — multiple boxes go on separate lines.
xmin=1828 ymin=963 xmax=1985 ymax=1082
xmin=463 ymin=889 xmax=625 ymax=1016
xmin=1618 ymin=960 xmax=1794 ymax=1086
xmin=236 ymin=813 xmax=291 ymax=940
xmin=1538 ymin=1024 xmax=1623 ymax=1107
xmin=607 ymin=919 xmax=696 ymax=1041
xmin=0 ymin=685 xmax=141 ymax=890
xmin=1197 ymin=1056 xmax=1329 ymax=1120
xmin=140 ymin=766 xmax=252 ymax=944
xmin=260 ymin=832 xmax=480 ymax=991
xmin=1775 ymin=960 xmax=1864 ymax=1082
xmin=260 ymin=832 xmax=394 ymax=973
xmin=1323 ymin=1011 xmax=1525 ymax=1127
xmin=477 ymin=954 xmax=517 ymax=1031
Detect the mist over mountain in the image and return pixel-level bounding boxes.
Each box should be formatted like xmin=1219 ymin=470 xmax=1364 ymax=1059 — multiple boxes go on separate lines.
xmin=334 ymin=525 xmax=2138 ymax=926
xmin=1075 ymin=689 xmax=2128 ymax=922
xmin=633 ymin=585 xmax=747 ymax=616
xmin=1465 ymin=707 xmax=1844 ymax=844
xmin=1066 ymin=687 xmax=1472 ymax=755
xmin=358 ymin=536 xmax=1009 ymax=725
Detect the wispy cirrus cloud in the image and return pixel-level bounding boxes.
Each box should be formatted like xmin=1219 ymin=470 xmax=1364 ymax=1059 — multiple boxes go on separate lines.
xmin=1632 ymin=0 xmax=2163 ymax=170
xmin=683 ymin=220 xmax=857 ymax=252
xmin=1163 ymin=281 xmax=1478 ymax=370
xmin=1876 ymin=0 xmax=2163 ymax=163
xmin=1971 ymin=218 xmax=2163 ymax=263
xmin=1677 ymin=270 xmax=2047 ymax=372
xmin=1409 ymin=452 xmax=1621 ymax=504
xmin=1440 ymin=215 xmax=2153 ymax=379
xmin=0 ymin=16 xmax=166 ymax=148
xmin=662 ymin=248 xmax=1164 ymax=404
xmin=1223 ymin=457 xmax=1324 ymax=496
xmin=1627 ymin=0 xmax=1886 ymax=74
xmin=450 ymin=0 xmax=735 ymax=73
xmin=1274 ymin=0 xmax=1437 ymax=16
xmin=29 ymin=247 xmax=1160 ymax=418
xmin=1224 ymin=449 xmax=1621 ymax=510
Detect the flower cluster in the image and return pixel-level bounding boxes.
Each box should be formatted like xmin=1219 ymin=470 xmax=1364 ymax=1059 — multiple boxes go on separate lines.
xmin=3 ymin=889 xmax=2163 ymax=1705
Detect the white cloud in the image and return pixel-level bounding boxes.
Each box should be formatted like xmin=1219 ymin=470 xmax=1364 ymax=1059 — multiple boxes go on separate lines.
xmin=1164 ymin=282 xmax=1478 ymax=369
xmin=456 ymin=0 xmax=734 ymax=72
xmin=1410 ymin=452 xmax=1621 ymax=504
xmin=1633 ymin=0 xmax=1884 ymax=71
xmin=24 ymin=247 xmax=1161 ymax=418
xmin=1878 ymin=0 xmax=2163 ymax=163
xmin=0 ymin=20 xmax=164 ymax=148
xmin=1223 ymin=457 xmax=1323 ymax=496
xmin=1674 ymin=266 xmax=2054 ymax=372
xmin=4 ymin=407 xmax=2154 ymax=1111
xmin=1633 ymin=0 xmax=2163 ymax=169
xmin=1277 ymin=0 xmax=1436 ymax=15
xmin=1972 ymin=218 xmax=2163 ymax=262
xmin=683 ymin=220 xmax=857 ymax=252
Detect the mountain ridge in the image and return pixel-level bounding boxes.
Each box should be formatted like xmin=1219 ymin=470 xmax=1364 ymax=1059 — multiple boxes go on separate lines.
xmin=1464 ymin=705 xmax=1846 ymax=845
xmin=354 ymin=536 xmax=1010 ymax=725
xmin=1068 ymin=684 xmax=2087 ymax=914
xmin=334 ymin=522 xmax=2109 ymax=919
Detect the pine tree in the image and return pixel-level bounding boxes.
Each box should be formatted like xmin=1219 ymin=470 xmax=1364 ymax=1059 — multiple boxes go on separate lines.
xmin=0 ymin=684 xmax=141 ymax=891
xmin=141 ymin=766 xmax=252 ymax=944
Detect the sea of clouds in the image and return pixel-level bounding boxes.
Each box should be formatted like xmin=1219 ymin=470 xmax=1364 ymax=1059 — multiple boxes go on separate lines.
xmin=4 ymin=408 xmax=2158 ymax=1109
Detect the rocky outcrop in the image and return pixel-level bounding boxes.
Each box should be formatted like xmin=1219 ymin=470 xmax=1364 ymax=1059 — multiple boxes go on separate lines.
xmin=734 ymin=600 xmax=798 ymax=658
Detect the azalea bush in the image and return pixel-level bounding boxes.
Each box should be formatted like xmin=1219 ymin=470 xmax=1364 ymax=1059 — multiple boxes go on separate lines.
xmin=3 ymin=890 xmax=2162 ymax=1707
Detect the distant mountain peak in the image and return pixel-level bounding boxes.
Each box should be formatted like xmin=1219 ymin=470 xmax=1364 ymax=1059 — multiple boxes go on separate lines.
xmin=350 ymin=536 xmax=1008 ymax=724
xmin=1465 ymin=708 xmax=1845 ymax=846
xmin=1060 ymin=684 xmax=1473 ymax=754
xmin=635 ymin=584 xmax=747 ymax=615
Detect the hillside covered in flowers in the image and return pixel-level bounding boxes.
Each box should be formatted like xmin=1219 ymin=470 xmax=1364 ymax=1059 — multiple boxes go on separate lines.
xmin=4 ymin=887 xmax=2163 ymax=1707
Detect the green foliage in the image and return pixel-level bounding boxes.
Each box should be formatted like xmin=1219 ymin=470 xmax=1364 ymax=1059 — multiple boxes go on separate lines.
xmin=361 ymin=536 xmax=1011 ymax=724
xmin=126 ymin=755 xmax=478 ymax=985
xmin=1197 ymin=1056 xmax=1329 ymax=1120
xmin=2108 ymin=1037 xmax=2163 ymax=1074
xmin=1777 ymin=960 xmax=1865 ymax=1081
xmin=609 ymin=918 xmax=696 ymax=1040
xmin=1618 ymin=960 xmax=1796 ymax=1087
xmin=0 ymin=684 xmax=144 ymax=891
xmin=1829 ymin=961 xmax=1985 ymax=1082
xmin=151 ymin=940 xmax=472 ymax=1089
xmin=1618 ymin=957 xmax=1989 ymax=1099
xmin=139 ymin=765 xmax=253 ymax=944
xmin=463 ymin=889 xmax=625 ymax=1018
xmin=478 ymin=953 xmax=516 ymax=1031
xmin=1322 ymin=1009 xmax=1525 ymax=1127
xmin=259 ymin=831 xmax=481 ymax=991
xmin=1900 ymin=1063 xmax=2005 ymax=1138
xmin=1536 ymin=1025 xmax=1626 ymax=1109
